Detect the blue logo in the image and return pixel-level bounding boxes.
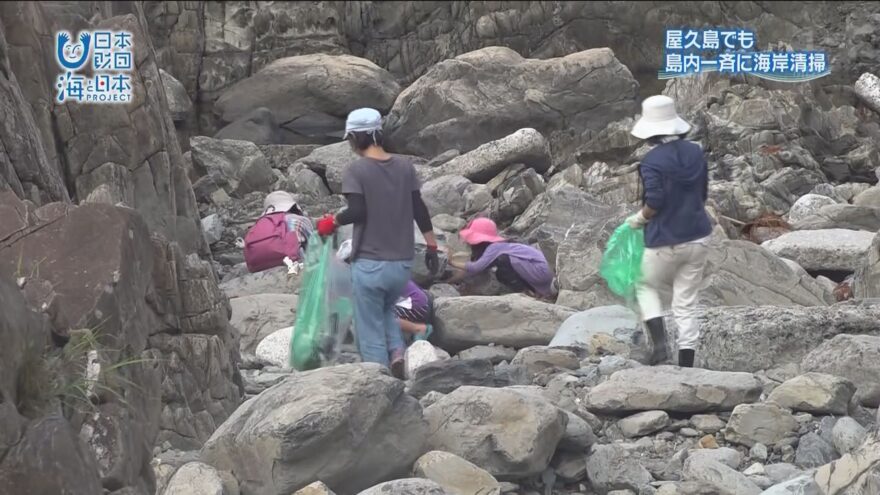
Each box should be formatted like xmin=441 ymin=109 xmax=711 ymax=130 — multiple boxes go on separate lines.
xmin=55 ymin=30 xmax=133 ymax=104
xmin=659 ymin=28 xmax=830 ymax=82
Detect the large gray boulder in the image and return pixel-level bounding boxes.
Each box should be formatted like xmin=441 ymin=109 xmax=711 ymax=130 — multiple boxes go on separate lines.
xmin=786 ymin=194 xmax=838 ymax=223
xmin=682 ymin=456 xmax=762 ymax=495
xmin=163 ymin=462 xmax=225 ymax=495
xmin=433 ymin=295 xmax=575 ymax=353
xmin=422 ymin=128 xmax=551 ymax=184
xmin=190 ymin=137 xmax=277 ymax=199
xmin=762 ymin=229 xmax=876 ymax=272
xmin=201 ymin=364 xmax=427 ymax=495
xmin=853 ymin=186 xmax=880 ymax=208
xmin=509 ymin=185 xmax=620 ymax=263
xmin=792 ymin=204 xmax=880 ymax=232
xmin=555 ymin=211 xmax=629 ymax=294
xmin=215 ymin=107 xmax=282 ymax=145
xmin=423 ymin=386 xmax=567 ymax=479
xmin=215 ymin=54 xmax=401 ymax=144
xmin=801 ymin=334 xmax=880 ymax=407
xmin=699 ymin=304 xmax=880 ymax=372
xmin=229 ymin=294 xmax=297 ymax=355
xmin=386 ymin=46 xmax=638 ymax=157
xmin=220 ymin=266 xmax=300 ymax=299
xmin=421 ymin=175 xmax=474 ymax=217
xmin=585 ymin=366 xmax=762 ymax=414
xmin=723 ymin=403 xmax=799 ymax=448
xmin=586 ymin=444 xmax=653 ymax=493
xmin=766 ymin=373 xmax=856 ymax=415
xmin=549 ymin=306 xmax=649 ymax=362
xmin=407 ymin=358 xmax=496 ymax=399
xmin=698 ymin=240 xmax=833 ymax=307
xmin=412 ymin=451 xmax=501 ymax=495
xmin=160 ymin=69 xmax=193 ymax=122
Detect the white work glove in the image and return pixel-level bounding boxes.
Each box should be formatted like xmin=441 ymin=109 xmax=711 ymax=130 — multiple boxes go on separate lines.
xmin=626 ymin=210 xmax=649 ymax=229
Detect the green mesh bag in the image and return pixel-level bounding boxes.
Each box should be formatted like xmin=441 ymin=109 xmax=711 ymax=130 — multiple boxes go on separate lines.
xmin=599 ymin=223 xmax=645 ymax=299
xmin=290 ymin=234 xmax=353 ymax=371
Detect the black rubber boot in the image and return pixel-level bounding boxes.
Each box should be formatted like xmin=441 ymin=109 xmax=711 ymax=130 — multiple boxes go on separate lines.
xmin=678 ymin=349 xmax=695 ymax=368
xmin=644 ymin=317 xmax=669 ymax=365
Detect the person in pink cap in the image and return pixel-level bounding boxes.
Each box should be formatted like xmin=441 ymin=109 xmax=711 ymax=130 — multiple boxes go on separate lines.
xmin=447 ymin=217 xmax=555 ymax=298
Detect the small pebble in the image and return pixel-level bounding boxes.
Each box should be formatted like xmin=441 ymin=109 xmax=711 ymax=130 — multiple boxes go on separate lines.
xmin=699 ymin=435 xmax=719 ymax=448
xmin=750 ymin=443 xmax=769 ymax=461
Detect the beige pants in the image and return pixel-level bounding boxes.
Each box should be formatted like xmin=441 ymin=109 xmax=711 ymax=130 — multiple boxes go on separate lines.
xmin=636 ymin=242 xmax=710 ymax=350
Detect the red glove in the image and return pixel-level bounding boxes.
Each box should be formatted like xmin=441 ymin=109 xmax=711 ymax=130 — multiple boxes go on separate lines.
xmin=316 ymin=214 xmax=337 ymax=237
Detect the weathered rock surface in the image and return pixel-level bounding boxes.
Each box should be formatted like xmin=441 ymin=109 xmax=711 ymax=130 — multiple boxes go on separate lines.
xmin=215 ymin=54 xmax=400 ymax=145
xmin=723 ymin=403 xmax=799 ymax=448
xmin=801 ymin=334 xmax=880 ymax=407
xmin=699 ymin=240 xmax=833 ymax=307
xmin=832 ymin=417 xmax=867 ymax=455
xmin=161 ymin=69 xmax=194 ymax=123
xmin=191 ymin=137 xmax=277 ymax=199
xmin=357 ymin=478 xmax=450 ymax=495
xmin=767 ymin=373 xmax=856 ymax=415
xmin=386 ymin=46 xmax=638 ymax=157
xmin=795 ymin=432 xmax=837 ymax=469
xmin=408 ymin=358 xmax=496 ymax=399
xmin=687 ymin=448 xmax=743 ymax=470
xmin=787 ymin=194 xmax=837 ymax=223
xmin=422 ymin=128 xmax=551 ymax=183
xmin=585 ymin=366 xmax=762 ymax=414
xmin=254 ymin=326 xmax=292 ymax=369
xmin=699 ymin=304 xmax=880 ymax=372
xmin=164 ymin=462 xmax=225 ymax=495
xmin=229 ymin=293 xmax=297 ymax=355
xmin=618 ymin=411 xmax=670 ymax=438
xmin=509 ymin=185 xmax=620 ymax=264
xmin=421 ymin=175 xmax=475 ymax=217
xmin=814 ymin=431 xmax=880 ymax=494
xmin=510 ymin=346 xmax=580 ymax=378
xmin=215 ymin=107 xmax=282 ymax=145
xmin=220 ymin=266 xmax=300 ymax=298
xmin=586 ymin=444 xmax=653 ymax=493
xmin=202 ymin=364 xmax=427 ymax=495
xmin=854 ymin=231 xmax=880 ymax=298
xmin=433 ymin=295 xmax=575 ymax=353
xmin=413 ymin=451 xmax=501 ymax=495
xmin=682 ymin=456 xmax=761 ymax=495
xmin=763 ymin=229 xmax=876 ymax=272
xmin=423 ymin=386 xmax=567 ymax=479
xmin=793 ymin=204 xmax=880 ymax=232
xmin=456 ymin=345 xmax=517 ymax=364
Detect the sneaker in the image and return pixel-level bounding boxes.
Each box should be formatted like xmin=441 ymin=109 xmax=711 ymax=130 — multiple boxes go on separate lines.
xmin=390 ymin=348 xmax=405 ymax=379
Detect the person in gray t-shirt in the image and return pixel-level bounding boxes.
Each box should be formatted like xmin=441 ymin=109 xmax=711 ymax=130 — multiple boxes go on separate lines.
xmin=315 ymin=108 xmax=439 ymax=378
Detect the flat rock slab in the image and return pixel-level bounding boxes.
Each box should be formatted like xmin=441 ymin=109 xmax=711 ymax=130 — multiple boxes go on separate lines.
xmin=699 ymin=303 xmax=880 ymax=372
xmin=585 ymin=366 xmax=762 ymax=414
xmin=762 ymin=229 xmax=875 ymax=271
xmin=433 ymin=295 xmax=575 ymax=353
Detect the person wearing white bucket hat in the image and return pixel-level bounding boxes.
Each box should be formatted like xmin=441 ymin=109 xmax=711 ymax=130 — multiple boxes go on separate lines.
xmin=626 ymin=95 xmax=713 ymax=369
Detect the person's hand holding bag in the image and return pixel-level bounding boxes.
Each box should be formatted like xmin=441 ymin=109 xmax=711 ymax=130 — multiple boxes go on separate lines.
xmin=316 ymin=214 xmax=337 ymax=237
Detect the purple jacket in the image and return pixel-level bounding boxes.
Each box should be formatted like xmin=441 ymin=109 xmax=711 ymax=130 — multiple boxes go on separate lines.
xmin=465 ymin=242 xmax=554 ymax=296
xmin=400 ymin=280 xmax=428 ymax=310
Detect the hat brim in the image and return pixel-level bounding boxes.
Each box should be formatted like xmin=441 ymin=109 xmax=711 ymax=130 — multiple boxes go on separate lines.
xmin=630 ymin=115 xmax=692 ymax=139
xmin=264 ymin=199 xmax=297 ymax=215
xmin=460 ymin=230 xmax=505 ymax=245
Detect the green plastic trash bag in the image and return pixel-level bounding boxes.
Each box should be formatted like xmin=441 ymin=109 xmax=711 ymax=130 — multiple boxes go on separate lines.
xmin=599 ymin=223 xmax=645 ymax=299
xmin=290 ymin=233 xmax=353 ymax=371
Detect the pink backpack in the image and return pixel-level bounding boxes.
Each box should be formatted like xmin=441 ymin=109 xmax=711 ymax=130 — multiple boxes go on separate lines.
xmin=244 ymin=212 xmax=300 ymax=273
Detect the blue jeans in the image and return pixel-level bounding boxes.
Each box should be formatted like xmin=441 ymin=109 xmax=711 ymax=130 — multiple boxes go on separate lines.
xmin=351 ymin=259 xmax=412 ymax=366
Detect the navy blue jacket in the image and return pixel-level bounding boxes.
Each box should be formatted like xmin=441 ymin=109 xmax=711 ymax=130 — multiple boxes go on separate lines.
xmin=639 ymin=139 xmax=713 ymax=248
